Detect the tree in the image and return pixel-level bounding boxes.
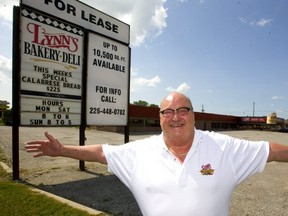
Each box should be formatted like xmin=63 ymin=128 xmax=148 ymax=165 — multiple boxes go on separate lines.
xmin=133 ymin=100 xmax=149 ymax=107
xmin=3 ymin=108 xmax=12 ymax=125
xmin=149 ymin=104 xmax=159 ymax=108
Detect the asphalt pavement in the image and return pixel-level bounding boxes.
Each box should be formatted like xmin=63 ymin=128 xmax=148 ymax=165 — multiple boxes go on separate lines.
xmin=0 ymin=126 xmax=288 ymax=215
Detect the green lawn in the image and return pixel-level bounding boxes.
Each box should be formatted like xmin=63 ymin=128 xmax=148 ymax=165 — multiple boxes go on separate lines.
xmin=0 ymin=151 xmax=105 ymax=216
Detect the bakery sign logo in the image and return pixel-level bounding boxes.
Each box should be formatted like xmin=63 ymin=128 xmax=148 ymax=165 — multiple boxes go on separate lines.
xmin=23 ymin=22 xmax=81 ymax=67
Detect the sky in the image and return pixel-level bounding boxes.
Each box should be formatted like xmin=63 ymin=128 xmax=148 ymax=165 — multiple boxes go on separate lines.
xmin=1 ymin=0 xmax=288 ymax=118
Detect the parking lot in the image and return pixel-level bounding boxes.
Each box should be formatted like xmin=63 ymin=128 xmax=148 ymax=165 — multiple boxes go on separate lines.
xmin=0 ymin=126 xmax=288 ymax=215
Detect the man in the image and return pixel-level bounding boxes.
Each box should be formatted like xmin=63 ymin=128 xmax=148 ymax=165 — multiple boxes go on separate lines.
xmin=25 ymin=92 xmax=288 ymax=215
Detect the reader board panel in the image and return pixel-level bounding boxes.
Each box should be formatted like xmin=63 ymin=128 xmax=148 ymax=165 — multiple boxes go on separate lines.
xmin=20 ymin=6 xmax=83 ymax=126
xmin=21 ymin=96 xmax=81 ymax=126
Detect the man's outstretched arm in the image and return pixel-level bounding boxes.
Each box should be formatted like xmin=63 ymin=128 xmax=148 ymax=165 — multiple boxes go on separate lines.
xmin=267 ymin=142 xmax=288 ymax=162
xmin=25 ymin=131 xmax=107 ymax=164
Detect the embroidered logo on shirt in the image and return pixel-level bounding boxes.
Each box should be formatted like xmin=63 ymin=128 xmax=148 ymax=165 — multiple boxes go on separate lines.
xmin=200 ymin=164 xmax=215 ymax=175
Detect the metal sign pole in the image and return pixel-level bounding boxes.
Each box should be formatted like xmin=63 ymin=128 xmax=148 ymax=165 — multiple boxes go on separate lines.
xmin=79 ymin=31 xmax=89 ymax=171
xmin=12 ymin=6 xmax=21 ymax=180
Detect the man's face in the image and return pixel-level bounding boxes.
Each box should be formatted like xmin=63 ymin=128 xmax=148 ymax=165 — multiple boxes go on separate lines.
xmin=160 ymin=93 xmax=195 ymax=141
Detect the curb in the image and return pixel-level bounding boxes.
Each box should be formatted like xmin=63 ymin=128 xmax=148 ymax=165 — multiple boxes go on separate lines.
xmin=30 ymin=188 xmax=105 ymax=215
xmin=0 ymin=162 xmax=12 ymax=173
xmin=0 ymin=162 xmax=105 ymax=216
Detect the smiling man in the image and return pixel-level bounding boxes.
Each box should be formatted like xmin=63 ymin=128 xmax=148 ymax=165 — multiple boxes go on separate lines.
xmin=159 ymin=92 xmax=195 ymax=163
xmin=25 ymin=92 xmax=288 ymax=216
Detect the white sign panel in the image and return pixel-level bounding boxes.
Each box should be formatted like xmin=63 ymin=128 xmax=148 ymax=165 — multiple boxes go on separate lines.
xmin=20 ymin=7 xmax=83 ymax=126
xmin=21 ymin=0 xmax=130 ymax=44
xmin=21 ymin=96 xmax=81 ymax=126
xmin=86 ymin=33 xmax=130 ymax=125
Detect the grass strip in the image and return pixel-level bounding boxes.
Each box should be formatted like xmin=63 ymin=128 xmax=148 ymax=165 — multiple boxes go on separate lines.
xmin=0 ymin=156 xmax=106 ymax=216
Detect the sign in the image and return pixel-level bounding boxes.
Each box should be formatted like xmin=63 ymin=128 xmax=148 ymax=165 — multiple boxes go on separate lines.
xmin=21 ymin=96 xmax=81 ymax=125
xmin=21 ymin=0 xmax=129 ymax=44
xmin=267 ymin=113 xmax=277 ymax=124
xmin=13 ymin=0 xmax=130 ymax=181
xmin=241 ymin=117 xmax=267 ymax=123
xmin=18 ymin=1 xmax=130 ymax=126
xmin=86 ymin=33 xmax=130 ymax=125
xmin=20 ymin=7 xmax=83 ymax=126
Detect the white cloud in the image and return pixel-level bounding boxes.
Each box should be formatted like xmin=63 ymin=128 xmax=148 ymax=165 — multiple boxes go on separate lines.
xmin=151 ymin=3 xmax=167 ymax=37
xmin=129 ymin=69 xmax=162 ymax=104
xmin=166 ymin=82 xmax=191 ymax=93
xmin=239 ymin=17 xmax=247 ymax=24
xmin=0 ymin=0 xmax=19 ymax=24
xmin=256 ymin=18 xmax=272 ymax=27
xmin=240 ymin=17 xmax=272 ymax=27
xmin=130 ymin=66 xmax=161 ymax=93
xmin=82 ymin=0 xmax=168 ymax=47
xmin=272 ymin=96 xmax=284 ymax=100
xmin=0 ymin=55 xmax=12 ymax=80
xmin=130 ymin=72 xmax=161 ymax=92
xmin=2 ymin=0 xmax=168 ymax=47
xmin=0 ymin=55 xmax=12 ymax=102
xmin=134 ymin=76 xmax=161 ymax=87
xmin=250 ymin=18 xmax=272 ymax=27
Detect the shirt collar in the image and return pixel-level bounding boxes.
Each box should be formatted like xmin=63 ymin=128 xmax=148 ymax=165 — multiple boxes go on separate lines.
xmin=159 ymin=128 xmax=201 ymax=152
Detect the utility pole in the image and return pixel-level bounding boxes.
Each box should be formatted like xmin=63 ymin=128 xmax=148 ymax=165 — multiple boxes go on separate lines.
xmin=253 ymin=102 xmax=255 ymax=117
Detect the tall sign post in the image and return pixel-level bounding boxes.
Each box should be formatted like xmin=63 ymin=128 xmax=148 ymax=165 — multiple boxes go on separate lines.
xmin=12 ymin=0 xmax=130 ymax=179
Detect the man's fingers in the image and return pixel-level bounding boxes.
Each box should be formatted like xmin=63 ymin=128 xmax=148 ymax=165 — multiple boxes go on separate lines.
xmin=25 ymin=132 xmax=56 ymax=146
xmin=45 ymin=131 xmax=56 ymax=143
xmin=26 ymin=141 xmax=40 ymax=145
xmin=25 ymin=144 xmax=45 ymax=157
xmin=25 ymin=145 xmax=40 ymax=150
xmin=25 ymin=141 xmax=46 ymax=148
xmin=25 ymin=144 xmax=41 ymax=152
xmin=33 ymin=153 xmax=45 ymax=158
xmin=25 ymin=132 xmax=60 ymax=157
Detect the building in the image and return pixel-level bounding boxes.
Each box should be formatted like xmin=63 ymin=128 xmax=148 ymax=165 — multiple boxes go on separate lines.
xmin=98 ymin=104 xmax=286 ymax=133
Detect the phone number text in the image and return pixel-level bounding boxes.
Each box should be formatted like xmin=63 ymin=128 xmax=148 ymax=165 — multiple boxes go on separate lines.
xmin=89 ymin=107 xmax=126 ymax=115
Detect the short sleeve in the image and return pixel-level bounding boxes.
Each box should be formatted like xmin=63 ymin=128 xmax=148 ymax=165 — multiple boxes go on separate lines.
xmin=229 ymin=138 xmax=270 ymax=184
xmin=102 ymin=143 xmax=136 ymax=189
